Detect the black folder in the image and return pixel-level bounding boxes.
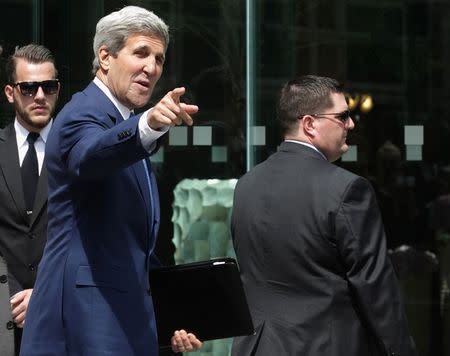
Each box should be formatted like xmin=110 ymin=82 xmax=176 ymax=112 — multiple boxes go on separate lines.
xmin=149 ymin=257 xmax=254 ymax=346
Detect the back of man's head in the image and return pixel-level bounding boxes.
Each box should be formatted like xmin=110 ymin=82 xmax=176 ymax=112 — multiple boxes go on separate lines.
xmin=91 ymin=6 xmax=169 ymax=75
xmin=277 ymin=75 xmax=343 ymax=136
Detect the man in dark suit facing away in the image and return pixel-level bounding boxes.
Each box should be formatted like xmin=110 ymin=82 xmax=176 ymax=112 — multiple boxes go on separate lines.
xmin=0 ymin=44 xmax=60 ymax=355
xmin=231 ymin=75 xmax=418 ymax=356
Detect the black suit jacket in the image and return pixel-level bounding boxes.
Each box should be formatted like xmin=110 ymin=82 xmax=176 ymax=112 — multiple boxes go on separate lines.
xmin=0 ymin=122 xmax=48 ymax=296
xmin=231 ymin=141 xmax=417 ymax=356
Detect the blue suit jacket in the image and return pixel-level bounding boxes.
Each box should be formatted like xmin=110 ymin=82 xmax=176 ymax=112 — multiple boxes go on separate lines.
xmin=20 ymin=82 xmax=162 ymax=356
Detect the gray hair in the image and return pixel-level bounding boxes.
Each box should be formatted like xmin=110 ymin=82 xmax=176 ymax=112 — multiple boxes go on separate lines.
xmin=92 ymin=6 xmax=169 ymax=75
xmin=277 ymin=75 xmax=343 ymax=135
xmin=5 ymin=44 xmax=57 ymax=84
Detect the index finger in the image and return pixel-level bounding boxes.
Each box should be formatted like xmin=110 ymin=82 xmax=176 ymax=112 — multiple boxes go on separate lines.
xmin=170 ymin=87 xmax=186 ymax=103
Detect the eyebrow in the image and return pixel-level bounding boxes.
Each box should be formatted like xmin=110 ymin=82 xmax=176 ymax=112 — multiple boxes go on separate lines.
xmin=134 ymin=45 xmax=165 ymax=59
xmin=133 ymin=45 xmax=150 ymax=52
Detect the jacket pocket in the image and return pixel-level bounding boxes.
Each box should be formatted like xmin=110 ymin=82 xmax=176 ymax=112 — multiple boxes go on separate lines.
xmin=75 ymin=265 xmax=128 ymax=292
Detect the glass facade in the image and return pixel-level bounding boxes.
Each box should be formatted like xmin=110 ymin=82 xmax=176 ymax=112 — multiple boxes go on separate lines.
xmin=1 ymin=1 xmax=450 ymax=355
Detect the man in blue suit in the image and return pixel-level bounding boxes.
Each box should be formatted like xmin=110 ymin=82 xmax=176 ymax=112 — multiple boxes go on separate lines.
xmin=20 ymin=6 xmax=202 ymax=356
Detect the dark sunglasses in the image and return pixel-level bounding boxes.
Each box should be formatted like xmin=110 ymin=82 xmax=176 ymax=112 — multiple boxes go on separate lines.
xmin=12 ymin=79 xmax=59 ymax=96
xmin=311 ymin=110 xmax=351 ymax=123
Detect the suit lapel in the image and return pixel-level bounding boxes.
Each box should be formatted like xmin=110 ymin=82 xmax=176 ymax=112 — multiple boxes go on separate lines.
xmin=0 ymin=124 xmax=28 ymax=222
xmin=85 ymin=82 xmax=155 ymax=247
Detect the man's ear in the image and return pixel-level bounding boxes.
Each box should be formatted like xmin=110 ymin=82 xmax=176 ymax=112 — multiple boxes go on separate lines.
xmin=98 ymin=46 xmax=111 ymax=71
xmin=55 ymin=81 xmax=61 ymax=99
xmin=302 ymin=115 xmax=316 ymax=137
xmin=4 ymin=84 xmax=14 ymax=104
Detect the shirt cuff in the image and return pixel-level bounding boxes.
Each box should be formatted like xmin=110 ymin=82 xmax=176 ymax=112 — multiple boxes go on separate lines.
xmin=138 ymin=108 xmax=169 ymax=153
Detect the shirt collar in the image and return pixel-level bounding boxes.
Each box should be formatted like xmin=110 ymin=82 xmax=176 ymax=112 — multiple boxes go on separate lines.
xmin=93 ymin=77 xmax=133 ymax=120
xmin=14 ymin=118 xmax=52 ymax=147
xmin=284 ymin=139 xmax=328 ymax=161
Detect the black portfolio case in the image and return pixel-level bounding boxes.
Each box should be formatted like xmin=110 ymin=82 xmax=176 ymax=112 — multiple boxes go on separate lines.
xmin=149 ymin=257 xmax=254 ymax=346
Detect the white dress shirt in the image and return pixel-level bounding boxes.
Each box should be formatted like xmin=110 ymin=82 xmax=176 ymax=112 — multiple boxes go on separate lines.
xmin=284 ymin=139 xmax=328 ymax=161
xmin=15 ymin=119 xmax=52 ymax=175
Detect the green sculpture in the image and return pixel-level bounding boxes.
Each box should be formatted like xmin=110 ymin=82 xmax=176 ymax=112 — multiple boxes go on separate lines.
xmin=172 ymin=179 xmax=238 ymax=355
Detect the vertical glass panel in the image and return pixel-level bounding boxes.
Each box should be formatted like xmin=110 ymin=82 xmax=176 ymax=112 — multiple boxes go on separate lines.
xmin=0 ymin=0 xmax=34 ymax=126
xmin=136 ymin=3 xmax=246 ymax=278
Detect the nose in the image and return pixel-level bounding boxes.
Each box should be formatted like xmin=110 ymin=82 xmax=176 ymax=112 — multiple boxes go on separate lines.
xmin=34 ymin=86 xmax=46 ymax=100
xmin=143 ymin=56 xmax=156 ymax=76
xmin=347 ymin=116 xmax=355 ymax=130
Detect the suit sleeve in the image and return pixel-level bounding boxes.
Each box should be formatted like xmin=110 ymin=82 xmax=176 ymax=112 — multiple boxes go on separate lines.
xmin=335 ymin=176 xmax=417 ymax=356
xmin=59 ymin=108 xmax=150 ymax=181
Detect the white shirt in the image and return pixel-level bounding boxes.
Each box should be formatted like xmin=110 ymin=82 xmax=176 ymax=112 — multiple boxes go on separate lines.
xmin=93 ymin=77 xmax=168 ymax=152
xmin=15 ymin=119 xmax=52 ymax=175
xmin=284 ymin=139 xmax=328 ymax=161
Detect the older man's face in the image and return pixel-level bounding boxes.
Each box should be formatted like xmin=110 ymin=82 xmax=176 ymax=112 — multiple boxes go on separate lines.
xmin=104 ymin=33 xmax=166 ymax=110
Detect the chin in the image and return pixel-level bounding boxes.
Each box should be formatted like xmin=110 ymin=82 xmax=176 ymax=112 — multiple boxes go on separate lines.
xmin=130 ymin=96 xmax=151 ymax=109
xmin=28 ymin=117 xmax=51 ymax=128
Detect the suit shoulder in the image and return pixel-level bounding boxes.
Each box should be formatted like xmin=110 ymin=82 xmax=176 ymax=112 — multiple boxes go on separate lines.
xmin=328 ymin=163 xmax=360 ymax=182
xmin=60 ymin=88 xmax=102 ymax=114
xmin=0 ymin=122 xmax=14 ymax=142
xmin=0 ymin=121 xmax=14 ymax=132
xmin=54 ymin=87 xmax=113 ymax=127
xmin=235 ymin=159 xmax=268 ymax=185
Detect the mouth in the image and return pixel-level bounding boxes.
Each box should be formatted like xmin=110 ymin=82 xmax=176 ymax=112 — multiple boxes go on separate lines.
xmin=32 ymin=106 xmax=49 ymax=113
xmin=135 ymin=80 xmax=150 ymax=90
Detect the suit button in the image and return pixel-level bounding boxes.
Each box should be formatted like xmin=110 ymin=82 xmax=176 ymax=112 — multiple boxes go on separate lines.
xmin=0 ymin=275 xmax=7 ymax=283
xmin=6 ymin=321 xmax=14 ymax=330
xmin=28 ymin=233 xmax=35 ymax=239
xmin=28 ymin=264 xmax=36 ymax=271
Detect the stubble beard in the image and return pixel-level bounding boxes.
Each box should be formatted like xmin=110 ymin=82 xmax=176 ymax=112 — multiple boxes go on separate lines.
xmin=16 ymin=105 xmax=53 ymax=131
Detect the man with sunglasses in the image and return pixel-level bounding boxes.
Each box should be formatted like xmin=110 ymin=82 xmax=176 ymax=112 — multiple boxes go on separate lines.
xmin=0 ymin=44 xmax=59 ymax=355
xmin=231 ymin=75 xmax=417 ymax=356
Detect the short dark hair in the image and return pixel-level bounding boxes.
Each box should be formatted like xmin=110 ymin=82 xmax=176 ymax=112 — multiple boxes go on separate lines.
xmin=5 ymin=44 xmax=57 ymax=84
xmin=277 ymin=75 xmax=343 ymax=135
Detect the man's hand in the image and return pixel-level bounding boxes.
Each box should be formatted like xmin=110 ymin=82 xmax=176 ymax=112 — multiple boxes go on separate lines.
xmin=10 ymin=288 xmax=33 ymax=328
xmin=147 ymin=87 xmax=198 ymax=130
xmin=171 ymin=329 xmax=203 ymax=353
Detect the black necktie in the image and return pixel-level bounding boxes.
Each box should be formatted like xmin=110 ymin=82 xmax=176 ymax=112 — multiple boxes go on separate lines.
xmin=21 ymin=132 xmax=40 ymax=213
